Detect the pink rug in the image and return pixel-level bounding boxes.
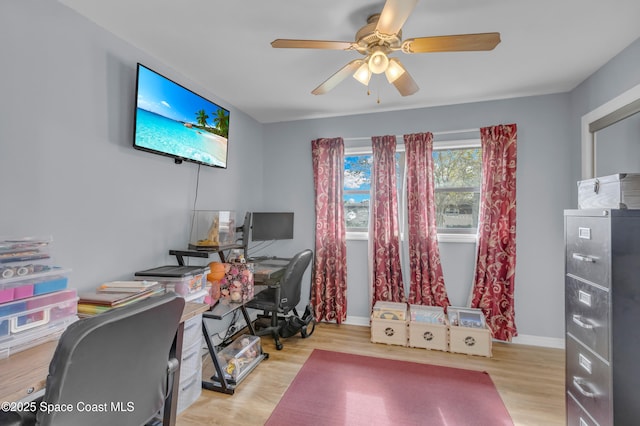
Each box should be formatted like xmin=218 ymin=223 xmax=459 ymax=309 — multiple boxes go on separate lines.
xmin=265 ymin=349 xmax=513 ymax=426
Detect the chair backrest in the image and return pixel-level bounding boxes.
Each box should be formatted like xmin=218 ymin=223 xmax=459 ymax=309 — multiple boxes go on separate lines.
xmin=37 ymin=292 xmax=185 ymax=426
xmin=278 ymin=249 xmax=313 ymax=312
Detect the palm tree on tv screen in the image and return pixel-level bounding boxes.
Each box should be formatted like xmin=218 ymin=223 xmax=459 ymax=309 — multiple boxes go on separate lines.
xmin=195 ymin=109 xmax=209 ymax=128
xmin=214 ymin=109 xmax=229 ymax=138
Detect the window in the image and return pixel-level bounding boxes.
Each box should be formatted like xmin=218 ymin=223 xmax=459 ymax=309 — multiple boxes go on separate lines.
xmin=344 ymin=151 xmax=405 ymax=233
xmin=344 ymin=140 xmax=481 ymax=238
xmin=433 ymin=142 xmax=482 ymax=234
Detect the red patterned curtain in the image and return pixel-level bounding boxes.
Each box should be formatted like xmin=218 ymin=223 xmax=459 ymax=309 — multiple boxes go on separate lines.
xmin=471 ymin=124 xmax=518 ymax=341
xmin=311 ymin=138 xmax=348 ymax=324
xmin=404 ymin=133 xmax=450 ymax=308
xmin=370 ymin=135 xmax=405 ymax=303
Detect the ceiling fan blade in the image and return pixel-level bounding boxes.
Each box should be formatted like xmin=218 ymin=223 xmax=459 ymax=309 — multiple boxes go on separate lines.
xmin=392 ymin=68 xmax=419 ymax=96
xmin=402 ymin=32 xmax=501 ymax=53
xmin=272 ymin=39 xmax=356 ymax=50
xmin=376 ymin=0 xmax=418 ymax=36
xmin=312 ymin=59 xmax=364 ymax=95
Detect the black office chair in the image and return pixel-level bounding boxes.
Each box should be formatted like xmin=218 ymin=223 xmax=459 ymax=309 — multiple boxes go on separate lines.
xmin=246 ymin=249 xmax=313 ymax=350
xmin=5 ymin=292 xmax=185 ymax=426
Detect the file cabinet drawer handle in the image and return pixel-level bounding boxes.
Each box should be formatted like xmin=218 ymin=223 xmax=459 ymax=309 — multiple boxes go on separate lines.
xmin=578 ymin=290 xmax=592 ymax=307
xmin=572 ymin=253 xmax=595 ymax=263
xmin=572 ymin=314 xmax=594 ymax=330
xmin=573 ymin=376 xmax=596 ymax=398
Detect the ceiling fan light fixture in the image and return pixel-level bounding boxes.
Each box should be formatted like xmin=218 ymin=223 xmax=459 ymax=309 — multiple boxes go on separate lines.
xmin=368 ymin=48 xmax=389 ymax=74
xmin=385 ymin=58 xmax=406 ymax=83
xmin=353 ymin=62 xmax=372 ymax=86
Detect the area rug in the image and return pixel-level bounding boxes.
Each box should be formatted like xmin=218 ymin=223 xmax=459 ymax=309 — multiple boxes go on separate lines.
xmin=265 ymin=349 xmax=513 ymax=426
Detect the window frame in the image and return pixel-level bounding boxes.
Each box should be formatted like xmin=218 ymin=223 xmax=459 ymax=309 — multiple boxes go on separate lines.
xmin=344 ymin=146 xmax=406 ymax=239
xmin=344 ymin=139 xmax=481 ymax=243
xmin=432 ymin=139 xmax=481 ymax=242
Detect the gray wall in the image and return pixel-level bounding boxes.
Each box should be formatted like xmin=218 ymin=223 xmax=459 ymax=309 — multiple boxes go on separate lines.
xmin=569 ymin=38 xmax=640 ymax=198
xmin=258 ymin=36 xmax=640 ymax=343
xmin=0 ymin=1 xmax=265 ymax=290
xmin=262 ymin=94 xmax=573 ymax=342
xmin=3 ymin=1 xmax=640 ymax=344
xmin=595 ymin=113 xmax=640 ymax=176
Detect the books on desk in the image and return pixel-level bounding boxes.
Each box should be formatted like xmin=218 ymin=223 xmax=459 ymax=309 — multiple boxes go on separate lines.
xmin=78 ymin=282 xmax=163 ymax=317
xmin=98 ymin=280 xmax=160 ymax=293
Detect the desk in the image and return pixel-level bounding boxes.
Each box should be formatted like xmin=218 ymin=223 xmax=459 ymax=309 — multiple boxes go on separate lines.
xmin=0 ymin=301 xmax=210 ymax=426
xmin=201 ymin=299 xmax=267 ymax=395
xmin=199 ymin=257 xmax=287 ymax=395
xmin=0 ymin=340 xmax=57 ymax=403
xmin=253 ymin=258 xmax=289 ymax=284
xmin=170 ymin=244 xmax=245 ymax=265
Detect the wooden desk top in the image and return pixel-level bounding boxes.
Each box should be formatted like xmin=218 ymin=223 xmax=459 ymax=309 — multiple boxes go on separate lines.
xmin=0 ymin=302 xmax=210 ymax=403
xmin=181 ymin=301 xmax=210 ymax=322
xmin=0 ymin=339 xmax=58 ymax=402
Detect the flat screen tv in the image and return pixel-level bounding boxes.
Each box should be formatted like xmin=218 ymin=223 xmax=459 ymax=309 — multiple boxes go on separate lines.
xmin=251 ymin=212 xmax=294 ymax=241
xmin=133 ymin=63 xmax=230 ymax=168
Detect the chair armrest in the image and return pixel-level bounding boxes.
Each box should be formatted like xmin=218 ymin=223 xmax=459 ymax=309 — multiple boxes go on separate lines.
xmin=165 ymin=357 xmax=180 ymax=399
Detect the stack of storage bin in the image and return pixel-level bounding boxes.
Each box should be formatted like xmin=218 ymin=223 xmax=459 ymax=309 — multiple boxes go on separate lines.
xmin=176 ymin=312 xmax=204 ymax=413
xmin=133 ymin=265 xmax=209 ymax=413
xmin=0 ymin=237 xmax=77 ymax=358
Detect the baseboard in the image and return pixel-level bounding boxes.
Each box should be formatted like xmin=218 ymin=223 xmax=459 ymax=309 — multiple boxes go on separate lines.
xmin=344 ymin=315 xmax=370 ymax=327
xmin=343 ymin=315 xmax=565 ymax=349
xmin=510 ymin=334 xmax=565 ymax=349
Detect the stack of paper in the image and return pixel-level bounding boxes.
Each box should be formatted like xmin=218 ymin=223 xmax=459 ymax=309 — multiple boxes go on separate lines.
xmin=98 ymin=280 xmax=160 ymax=293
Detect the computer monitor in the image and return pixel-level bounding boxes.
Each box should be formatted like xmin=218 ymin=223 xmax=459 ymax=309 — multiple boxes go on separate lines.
xmin=251 ymin=212 xmax=294 ymax=241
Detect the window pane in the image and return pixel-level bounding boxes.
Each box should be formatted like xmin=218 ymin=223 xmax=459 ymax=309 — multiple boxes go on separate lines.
xmin=344 ymin=155 xmax=372 ymax=230
xmin=435 ymin=191 xmax=480 ymax=232
xmin=433 ymin=147 xmax=481 ymax=234
xmin=343 ymin=153 xmax=404 ymax=231
xmin=433 ymin=148 xmax=482 ymax=188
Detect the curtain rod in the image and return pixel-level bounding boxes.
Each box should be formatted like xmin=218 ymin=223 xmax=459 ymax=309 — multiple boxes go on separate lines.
xmin=342 ymin=128 xmax=479 ymax=142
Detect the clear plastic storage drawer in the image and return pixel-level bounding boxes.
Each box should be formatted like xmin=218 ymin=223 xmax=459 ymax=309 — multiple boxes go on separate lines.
xmin=0 ymin=289 xmax=78 ymax=340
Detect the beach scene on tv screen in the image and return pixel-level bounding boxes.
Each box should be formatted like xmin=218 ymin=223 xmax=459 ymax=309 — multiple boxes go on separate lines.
xmin=135 ymin=66 xmax=229 ymax=167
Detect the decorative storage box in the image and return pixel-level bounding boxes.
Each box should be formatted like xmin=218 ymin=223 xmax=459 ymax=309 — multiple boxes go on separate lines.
xmin=0 ymin=289 xmax=78 ymax=341
xmin=408 ymin=305 xmax=448 ymax=351
xmin=189 ymin=210 xmax=236 ymax=249
xmin=372 ymin=301 xmax=408 ymax=320
xmin=371 ymin=317 xmax=408 ymax=346
xmin=134 ymin=265 xmax=208 ymax=297
xmin=219 ymin=262 xmax=254 ymax=303
xmin=216 ymin=334 xmax=262 ymax=382
xmin=447 ymin=307 xmax=492 ymax=357
xmin=578 ymin=173 xmax=640 ymax=209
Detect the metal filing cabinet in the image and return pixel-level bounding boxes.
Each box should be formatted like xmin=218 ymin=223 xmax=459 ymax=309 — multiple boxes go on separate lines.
xmin=564 ymin=209 xmax=640 ymax=426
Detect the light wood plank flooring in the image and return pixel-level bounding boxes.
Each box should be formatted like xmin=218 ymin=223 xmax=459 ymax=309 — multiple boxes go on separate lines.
xmin=177 ymin=323 xmax=565 ymax=426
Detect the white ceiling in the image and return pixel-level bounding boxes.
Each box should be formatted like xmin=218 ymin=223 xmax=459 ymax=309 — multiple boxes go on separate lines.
xmin=59 ymin=0 xmax=640 ymax=124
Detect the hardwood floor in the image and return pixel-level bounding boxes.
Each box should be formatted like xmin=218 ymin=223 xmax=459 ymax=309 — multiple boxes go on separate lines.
xmin=177 ymin=323 xmax=565 ymax=426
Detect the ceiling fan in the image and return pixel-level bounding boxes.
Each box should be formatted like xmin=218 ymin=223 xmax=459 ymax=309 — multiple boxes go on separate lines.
xmin=271 ymin=0 xmax=501 ymax=97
